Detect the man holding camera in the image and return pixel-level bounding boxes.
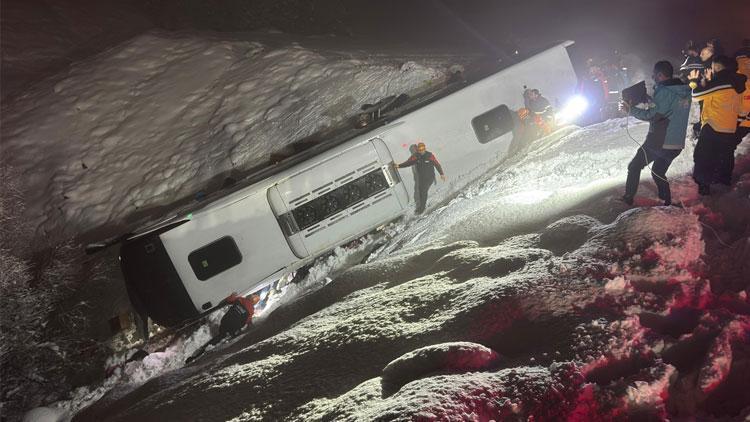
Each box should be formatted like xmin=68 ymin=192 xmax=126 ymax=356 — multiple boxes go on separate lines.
xmin=620 ymin=61 xmax=691 ymax=206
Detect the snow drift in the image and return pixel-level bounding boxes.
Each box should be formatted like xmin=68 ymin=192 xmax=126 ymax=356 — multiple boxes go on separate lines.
xmin=1 ymin=31 xmax=456 ymax=238
xmin=68 ymin=168 xmax=750 ymax=420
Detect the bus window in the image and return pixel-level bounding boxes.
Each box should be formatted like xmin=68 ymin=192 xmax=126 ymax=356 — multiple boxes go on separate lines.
xmin=471 ymin=105 xmax=514 ymax=144
xmin=188 ymin=236 xmax=242 ymax=281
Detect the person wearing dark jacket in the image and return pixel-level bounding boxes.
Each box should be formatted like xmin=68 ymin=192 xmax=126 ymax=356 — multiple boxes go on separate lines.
xmin=689 ymin=55 xmax=748 ymax=194
xmin=394 ymin=142 xmax=446 ymax=214
xmin=186 ymin=292 xmax=259 ymax=363
xmin=208 ymin=293 xmax=259 ymax=346
xmin=620 ymin=61 xmax=691 ymax=206
xmin=524 ymin=89 xmax=552 ymax=116
xmin=679 ymin=42 xmax=703 ymax=82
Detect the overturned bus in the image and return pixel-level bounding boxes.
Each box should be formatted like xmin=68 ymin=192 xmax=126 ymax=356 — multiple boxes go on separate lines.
xmin=119 ymin=41 xmax=579 ymax=327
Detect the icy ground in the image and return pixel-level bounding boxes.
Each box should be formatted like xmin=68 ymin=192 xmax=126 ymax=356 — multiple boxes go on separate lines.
xmin=35 ymin=116 xmax=750 ymax=421
xmin=1 ymin=30 xmax=461 ymax=239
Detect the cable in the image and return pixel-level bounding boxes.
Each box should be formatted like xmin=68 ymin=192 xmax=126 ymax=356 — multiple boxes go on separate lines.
xmin=623 ymin=115 xmax=735 ymax=249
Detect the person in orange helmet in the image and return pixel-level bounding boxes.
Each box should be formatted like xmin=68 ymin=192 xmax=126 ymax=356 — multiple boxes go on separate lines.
xmin=393 ymin=142 xmax=446 ymax=214
xmin=186 ymin=292 xmax=260 ymax=363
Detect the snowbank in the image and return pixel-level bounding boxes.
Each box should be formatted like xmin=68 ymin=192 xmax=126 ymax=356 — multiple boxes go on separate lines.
xmin=70 ymin=183 xmax=746 ymax=421
xmin=22 ymin=77 xmax=747 ymax=420
xmin=1 ymin=31 xmax=454 ymax=237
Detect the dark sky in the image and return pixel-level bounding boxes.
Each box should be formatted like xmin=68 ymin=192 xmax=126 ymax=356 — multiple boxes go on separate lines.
xmin=1 ymin=0 xmax=748 ymax=98
xmin=343 ymin=0 xmax=748 ymax=62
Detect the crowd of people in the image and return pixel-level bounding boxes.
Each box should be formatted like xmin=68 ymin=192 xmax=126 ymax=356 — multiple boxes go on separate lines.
xmin=621 ymin=38 xmax=749 ymax=204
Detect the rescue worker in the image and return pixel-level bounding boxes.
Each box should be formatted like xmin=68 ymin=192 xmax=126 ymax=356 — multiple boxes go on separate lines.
xmin=393 ymin=142 xmax=446 ymax=214
xmin=524 ymin=88 xmax=554 ymax=134
xmin=578 ymin=59 xmax=608 ymax=125
xmin=210 ymin=292 xmax=260 ymax=345
xmin=688 ymin=55 xmax=747 ymax=194
xmin=679 ymin=41 xmax=703 ymax=82
xmin=524 ymin=89 xmax=552 ymax=115
xmin=620 ymin=61 xmax=691 ymax=206
xmin=186 ymin=292 xmax=260 ymax=363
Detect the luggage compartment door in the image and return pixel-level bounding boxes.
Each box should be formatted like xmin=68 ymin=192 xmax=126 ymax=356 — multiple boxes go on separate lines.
xmin=267 ymin=138 xmax=408 ymax=258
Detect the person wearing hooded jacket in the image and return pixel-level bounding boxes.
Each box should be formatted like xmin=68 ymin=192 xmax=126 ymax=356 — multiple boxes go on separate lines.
xmin=620 ymin=61 xmax=691 ymax=206
xmin=689 ymin=55 xmax=748 ymax=194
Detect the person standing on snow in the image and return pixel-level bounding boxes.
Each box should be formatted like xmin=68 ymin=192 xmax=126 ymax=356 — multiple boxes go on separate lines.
xmin=689 ymin=55 xmax=747 ymax=195
xmin=620 ymin=61 xmax=691 ymax=206
xmin=393 ymin=142 xmax=446 ymax=214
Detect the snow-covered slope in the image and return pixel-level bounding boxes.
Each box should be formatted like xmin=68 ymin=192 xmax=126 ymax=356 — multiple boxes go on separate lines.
xmin=44 ymin=115 xmax=750 ymax=420
xmin=0 ymin=0 xmax=154 ymax=100
xmin=1 ymin=31 xmax=456 ymax=238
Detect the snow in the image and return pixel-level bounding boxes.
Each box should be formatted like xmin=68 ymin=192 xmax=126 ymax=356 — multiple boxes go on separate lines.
xmin=8 ymin=29 xmax=750 ymax=421
xmin=51 ymin=109 xmax=749 ymax=420
xmin=67 ymin=162 xmax=744 ymax=420
xmin=381 ymin=342 xmax=500 ymax=397
xmin=1 ymin=31 xmax=456 ymax=237
xmin=21 ymin=407 xmax=69 ymax=422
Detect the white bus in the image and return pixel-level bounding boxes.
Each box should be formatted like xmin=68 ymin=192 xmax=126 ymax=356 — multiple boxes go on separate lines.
xmin=119 ymin=42 xmax=579 ymax=326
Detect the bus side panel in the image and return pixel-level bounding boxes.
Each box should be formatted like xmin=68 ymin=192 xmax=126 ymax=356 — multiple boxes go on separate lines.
xmin=382 ymin=44 xmax=578 ymax=211
xmin=160 ymin=190 xmax=298 ymax=312
xmin=271 ymin=139 xmax=408 ymax=256
xmin=267 ymin=186 xmax=309 ymax=259
xmin=120 ymin=234 xmax=200 ymax=326
xmin=371 ymin=137 xmax=410 ymax=208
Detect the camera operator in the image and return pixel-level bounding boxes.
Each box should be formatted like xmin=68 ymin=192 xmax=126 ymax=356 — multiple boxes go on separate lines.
xmin=619 ymin=61 xmax=691 ymax=206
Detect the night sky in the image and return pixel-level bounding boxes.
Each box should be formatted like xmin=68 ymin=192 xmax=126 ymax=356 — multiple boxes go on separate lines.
xmin=342 ymin=0 xmax=748 ymax=63
xmin=1 ymin=0 xmax=748 ymax=97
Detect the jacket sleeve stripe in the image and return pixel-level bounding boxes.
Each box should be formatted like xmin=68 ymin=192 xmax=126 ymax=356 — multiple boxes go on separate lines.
xmin=692 ymin=84 xmax=733 ymax=98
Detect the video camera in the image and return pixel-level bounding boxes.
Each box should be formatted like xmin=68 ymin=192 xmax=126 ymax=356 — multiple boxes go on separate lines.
xmin=621 ymin=80 xmax=648 ymax=106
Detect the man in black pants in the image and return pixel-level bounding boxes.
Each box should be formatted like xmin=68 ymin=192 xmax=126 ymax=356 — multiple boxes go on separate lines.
xmin=394 ymin=142 xmax=446 ymax=214
xmin=620 ymin=61 xmax=691 ymax=206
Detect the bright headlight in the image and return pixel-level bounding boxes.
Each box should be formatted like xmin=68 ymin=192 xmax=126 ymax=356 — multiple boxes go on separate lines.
xmin=556 ymin=95 xmax=589 ymax=124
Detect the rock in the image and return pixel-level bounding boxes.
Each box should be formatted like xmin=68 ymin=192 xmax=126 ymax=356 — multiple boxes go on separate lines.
xmin=381 ymin=342 xmax=500 ymax=397
xmin=539 ymin=215 xmax=599 ymax=255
